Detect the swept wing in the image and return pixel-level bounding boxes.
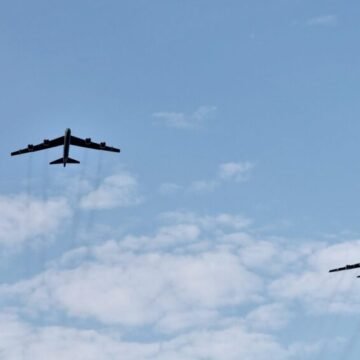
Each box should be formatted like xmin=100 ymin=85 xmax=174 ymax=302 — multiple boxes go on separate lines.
xmin=70 ymin=136 xmax=120 ymax=153
xmin=329 ymin=263 xmax=360 ymax=273
xmin=11 ymin=137 xmax=64 ymax=156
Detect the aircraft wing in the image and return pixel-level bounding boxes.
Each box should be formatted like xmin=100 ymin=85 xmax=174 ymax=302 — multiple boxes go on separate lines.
xmin=70 ymin=136 xmax=120 ymax=153
xmin=329 ymin=263 xmax=360 ymax=273
xmin=11 ymin=136 xmax=64 ymax=156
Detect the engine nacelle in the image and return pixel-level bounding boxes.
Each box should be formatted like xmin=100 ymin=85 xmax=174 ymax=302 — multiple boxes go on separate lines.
xmin=28 ymin=144 xmax=34 ymax=150
xmin=100 ymin=142 xmax=106 ymax=148
xmin=43 ymin=139 xmax=50 ymax=146
xmin=85 ymin=138 xmax=91 ymax=144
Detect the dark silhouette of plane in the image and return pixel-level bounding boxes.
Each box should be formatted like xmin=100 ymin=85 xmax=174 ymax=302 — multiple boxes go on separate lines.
xmin=11 ymin=128 xmax=120 ymax=167
xmin=329 ymin=263 xmax=360 ymax=278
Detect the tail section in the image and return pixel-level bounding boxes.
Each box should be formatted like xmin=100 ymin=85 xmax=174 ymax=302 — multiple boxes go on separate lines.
xmin=49 ymin=157 xmax=80 ymax=165
xmin=67 ymin=158 xmax=80 ymax=164
xmin=50 ymin=158 xmax=64 ymax=165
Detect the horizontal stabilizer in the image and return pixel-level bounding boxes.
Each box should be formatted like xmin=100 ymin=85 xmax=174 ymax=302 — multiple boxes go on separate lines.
xmin=67 ymin=157 xmax=80 ymax=164
xmin=49 ymin=157 xmax=80 ymax=165
xmin=50 ymin=157 xmax=64 ymax=165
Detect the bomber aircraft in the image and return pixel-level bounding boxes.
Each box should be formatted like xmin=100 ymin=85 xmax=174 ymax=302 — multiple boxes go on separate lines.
xmin=11 ymin=128 xmax=120 ymax=167
xmin=329 ymin=263 xmax=360 ymax=278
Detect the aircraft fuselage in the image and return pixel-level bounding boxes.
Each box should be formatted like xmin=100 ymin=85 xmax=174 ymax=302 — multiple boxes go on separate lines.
xmin=63 ymin=128 xmax=71 ymax=167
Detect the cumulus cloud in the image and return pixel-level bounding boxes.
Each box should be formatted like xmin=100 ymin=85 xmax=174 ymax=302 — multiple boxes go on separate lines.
xmin=2 ymin=249 xmax=262 ymax=328
xmin=0 ymin=313 xmax=157 ymax=360
xmin=161 ymin=161 xmax=255 ymax=195
xmin=161 ymin=211 xmax=252 ymax=231
xmin=189 ymin=161 xmax=254 ymax=193
xmin=0 ymin=195 xmax=71 ymax=247
xmin=155 ymin=326 xmax=294 ymax=360
xmin=153 ymin=106 xmax=216 ymax=129
xmin=0 ymin=212 xmax=262 ymax=334
xmin=245 ymin=303 xmax=292 ymax=332
xmin=218 ymin=162 xmax=254 ymax=182
xmin=80 ymin=173 xmax=142 ymax=210
xmin=0 ymin=312 xmax=314 ymax=360
xmin=0 ymin=208 xmax=340 ymax=339
xmin=0 ymin=205 xmax=352 ymax=358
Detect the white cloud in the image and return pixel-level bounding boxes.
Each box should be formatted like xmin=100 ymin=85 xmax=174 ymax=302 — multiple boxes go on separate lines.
xmin=0 ymin=207 xmax=349 ymax=358
xmin=5 ymin=208 xmax=358 ymax=327
xmin=0 ymin=313 xmax=158 ymax=360
xmin=245 ymin=303 xmax=292 ymax=332
xmin=0 ymin=212 xmax=267 ymax=333
xmin=2 ymin=249 xmax=262 ymax=328
xmin=161 ymin=161 xmax=255 ymax=196
xmin=161 ymin=211 xmax=252 ymax=231
xmin=156 ymin=309 xmax=218 ymax=333
xmin=153 ymin=106 xmax=216 ymax=129
xmin=0 ymin=195 xmax=71 ymax=247
xmin=155 ymin=326 xmax=292 ymax=360
xmin=190 ymin=161 xmax=254 ymax=193
xmin=218 ymin=162 xmax=254 ymax=182
xmin=0 ymin=312 xmax=315 ymax=360
xmin=119 ymin=223 xmax=202 ymax=251
xmin=80 ymin=173 xmax=142 ymax=210
xmin=307 ymin=15 xmax=338 ymax=27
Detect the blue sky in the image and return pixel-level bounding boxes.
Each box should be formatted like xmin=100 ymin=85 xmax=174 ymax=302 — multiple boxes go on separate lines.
xmin=0 ymin=0 xmax=360 ymax=358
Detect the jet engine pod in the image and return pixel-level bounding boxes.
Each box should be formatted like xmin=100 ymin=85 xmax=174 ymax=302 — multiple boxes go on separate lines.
xmin=28 ymin=144 xmax=34 ymax=151
xmin=85 ymin=138 xmax=91 ymax=144
xmin=100 ymin=142 xmax=106 ymax=148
